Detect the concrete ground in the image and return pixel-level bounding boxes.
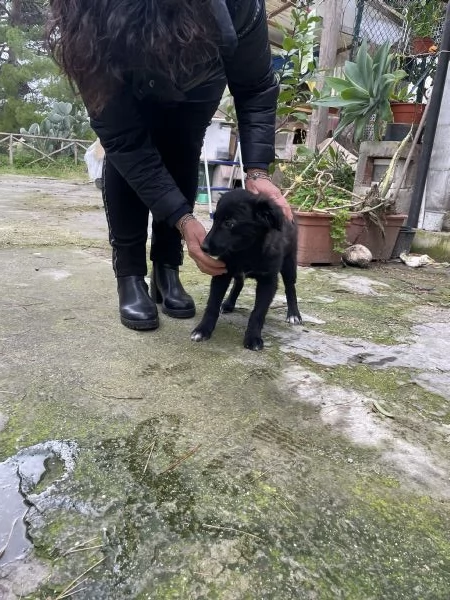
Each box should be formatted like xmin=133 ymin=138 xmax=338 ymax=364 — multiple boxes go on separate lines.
xmin=0 ymin=174 xmax=449 ymax=600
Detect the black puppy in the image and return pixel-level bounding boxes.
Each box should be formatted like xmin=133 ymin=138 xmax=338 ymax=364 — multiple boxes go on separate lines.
xmin=191 ymin=189 xmax=302 ymax=351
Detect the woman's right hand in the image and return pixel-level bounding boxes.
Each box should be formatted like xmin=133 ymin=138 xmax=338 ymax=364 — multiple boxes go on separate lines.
xmin=181 ymin=218 xmax=227 ymax=276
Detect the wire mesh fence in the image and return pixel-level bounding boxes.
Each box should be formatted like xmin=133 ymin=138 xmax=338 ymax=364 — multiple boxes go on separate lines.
xmin=351 ymin=0 xmax=445 ymax=60
xmin=348 ymin=0 xmax=444 ymax=119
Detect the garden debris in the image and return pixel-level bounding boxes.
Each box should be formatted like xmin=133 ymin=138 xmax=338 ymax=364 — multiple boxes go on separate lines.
xmin=342 ymin=244 xmax=373 ymax=268
xmin=399 ymin=252 xmax=435 ymax=268
xmin=317 ymin=139 xmax=357 ymax=169
xmin=0 ymin=517 xmax=19 ymax=560
xmin=372 ymin=401 xmax=395 ymax=418
xmin=54 ymin=557 xmax=106 ymax=600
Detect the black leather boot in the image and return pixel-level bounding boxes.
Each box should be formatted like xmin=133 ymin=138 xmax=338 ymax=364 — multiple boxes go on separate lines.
xmin=117 ymin=276 xmax=159 ymax=330
xmin=151 ymin=264 xmax=195 ymax=318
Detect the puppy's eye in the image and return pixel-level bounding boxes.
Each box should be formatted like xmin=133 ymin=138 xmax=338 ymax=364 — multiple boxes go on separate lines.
xmin=224 ymin=219 xmax=235 ymax=229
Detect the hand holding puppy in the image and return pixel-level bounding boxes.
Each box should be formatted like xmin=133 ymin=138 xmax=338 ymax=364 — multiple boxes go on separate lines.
xmin=245 ymin=170 xmax=293 ymax=221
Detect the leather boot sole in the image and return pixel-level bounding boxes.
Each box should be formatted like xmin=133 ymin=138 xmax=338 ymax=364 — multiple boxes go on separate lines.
xmin=120 ymin=315 xmax=159 ymax=330
xmin=161 ymin=305 xmax=196 ymax=319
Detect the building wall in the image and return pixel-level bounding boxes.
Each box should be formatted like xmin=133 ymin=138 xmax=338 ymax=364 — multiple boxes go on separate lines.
xmin=422 ymin=63 xmax=450 ymax=231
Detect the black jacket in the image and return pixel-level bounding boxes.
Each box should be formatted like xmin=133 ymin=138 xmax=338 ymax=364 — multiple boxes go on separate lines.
xmin=90 ymin=0 xmax=278 ymax=226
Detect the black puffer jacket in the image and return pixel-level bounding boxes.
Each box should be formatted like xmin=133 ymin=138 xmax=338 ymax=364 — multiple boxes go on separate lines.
xmin=90 ymin=0 xmax=278 ymax=226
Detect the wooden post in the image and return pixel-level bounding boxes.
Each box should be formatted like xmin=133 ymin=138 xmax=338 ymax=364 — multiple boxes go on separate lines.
xmin=306 ymin=0 xmax=344 ymax=150
xmin=9 ymin=133 xmax=13 ymax=165
xmin=74 ymin=142 xmax=78 ymax=165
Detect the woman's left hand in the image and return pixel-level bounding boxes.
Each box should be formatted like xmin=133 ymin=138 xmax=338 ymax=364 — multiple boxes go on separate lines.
xmin=245 ymin=177 xmax=293 ymax=221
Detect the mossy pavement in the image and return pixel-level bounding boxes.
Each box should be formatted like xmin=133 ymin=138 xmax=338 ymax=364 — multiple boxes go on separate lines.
xmin=0 ymin=174 xmax=449 ymax=599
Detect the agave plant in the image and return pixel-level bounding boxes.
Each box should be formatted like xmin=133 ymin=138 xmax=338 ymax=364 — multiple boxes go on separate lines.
xmin=312 ymin=41 xmax=407 ymax=142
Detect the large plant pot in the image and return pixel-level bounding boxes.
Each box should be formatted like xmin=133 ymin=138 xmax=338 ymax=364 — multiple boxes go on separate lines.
xmin=293 ymin=211 xmax=406 ymax=266
xmin=390 ymin=102 xmax=425 ymax=125
xmin=412 ymin=36 xmax=434 ymax=55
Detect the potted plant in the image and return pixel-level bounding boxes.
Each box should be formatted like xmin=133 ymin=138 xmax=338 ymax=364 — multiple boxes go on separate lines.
xmin=271 ymin=5 xmax=321 ymax=143
xmin=389 ymin=84 xmax=426 ymax=126
xmin=312 ymin=39 xmax=429 ymax=143
xmin=404 ymin=0 xmax=445 ymax=55
xmin=280 ymin=146 xmax=405 ymax=266
xmin=311 ymin=40 xmax=408 ymax=142
xmin=385 ymin=82 xmax=427 ymax=141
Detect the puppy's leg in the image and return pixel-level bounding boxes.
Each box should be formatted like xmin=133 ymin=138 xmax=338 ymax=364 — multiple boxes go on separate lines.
xmin=221 ymin=274 xmax=244 ymax=313
xmin=244 ymin=275 xmax=278 ymax=351
xmin=281 ymin=252 xmax=302 ymax=325
xmin=191 ymin=274 xmax=232 ymax=342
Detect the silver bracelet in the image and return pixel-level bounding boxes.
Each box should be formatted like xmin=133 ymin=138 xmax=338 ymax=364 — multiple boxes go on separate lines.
xmin=176 ymin=213 xmax=196 ymax=237
xmin=245 ymin=170 xmax=272 ymax=182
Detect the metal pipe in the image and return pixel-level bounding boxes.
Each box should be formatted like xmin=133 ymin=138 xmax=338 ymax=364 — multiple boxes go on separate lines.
xmin=407 ymin=1 xmax=450 ymax=229
xmin=350 ymin=0 xmax=365 ymax=60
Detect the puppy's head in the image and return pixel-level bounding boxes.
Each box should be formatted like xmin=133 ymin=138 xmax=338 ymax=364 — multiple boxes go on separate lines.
xmin=201 ymin=190 xmax=284 ymax=258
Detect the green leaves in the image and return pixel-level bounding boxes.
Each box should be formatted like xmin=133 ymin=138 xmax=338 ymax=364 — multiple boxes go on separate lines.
xmin=325 ymin=77 xmax=353 ymax=94
xmin=405 ymin=0 xmax=444 ymax=38
xmin=344 ymin=60 xmax=371 ymax=93
xmin=341 ymin=88 xmax=370 ymax=101
xmin=278 ymin=89 xmax=296 ymax=103
xmin=0 ymin=2 xmax=86 ymax=134
xmin=312 ymin=41 xmax=408 ymax=142
xmin=282 ymin=37 xmax=297 ymax=52
xmin=274 ymin=7 xmax=319 ymax=126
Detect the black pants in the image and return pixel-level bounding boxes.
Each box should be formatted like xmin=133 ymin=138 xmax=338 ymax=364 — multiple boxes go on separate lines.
xmin=102 ymin=99 xmax=221 ymax=277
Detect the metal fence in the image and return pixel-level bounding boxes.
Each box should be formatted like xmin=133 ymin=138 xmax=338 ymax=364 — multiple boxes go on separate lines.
xmin=0 ymin=132 xmax=92 ymax=167
xmin=351 ymin=0 xmax=445 ymax=59
xmin=350 ymin=0 xmax=444 ymax=106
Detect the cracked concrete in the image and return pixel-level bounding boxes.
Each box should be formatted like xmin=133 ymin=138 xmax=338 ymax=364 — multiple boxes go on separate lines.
xmin=0 ymin=174 xmax=450 ymax=599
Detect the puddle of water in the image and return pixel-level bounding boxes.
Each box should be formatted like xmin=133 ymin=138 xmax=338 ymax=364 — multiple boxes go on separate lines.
xmin=0 ymin=461 xmax=30 ymax=564
xmin=0 ymin=441 xmax=78 ymax=566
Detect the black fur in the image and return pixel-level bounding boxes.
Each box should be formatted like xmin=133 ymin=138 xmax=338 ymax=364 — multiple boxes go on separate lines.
xmin=191 ymin=189 xmax=302 ymax=351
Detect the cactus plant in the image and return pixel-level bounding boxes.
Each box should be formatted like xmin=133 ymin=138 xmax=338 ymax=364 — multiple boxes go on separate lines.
xmin=19 ymin=102 xmax=90 ymax=154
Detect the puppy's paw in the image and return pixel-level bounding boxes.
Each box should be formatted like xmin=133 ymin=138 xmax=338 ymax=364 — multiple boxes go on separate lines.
xmin=244 ymin=334 xmax=264 ymax=351
xmin=221 ymin=302 xmax=235 ymax=314
xmin=191 ymin=327 xmax=212 ymax=342
xmin=286 ymin=313 xmax=303 ymax=325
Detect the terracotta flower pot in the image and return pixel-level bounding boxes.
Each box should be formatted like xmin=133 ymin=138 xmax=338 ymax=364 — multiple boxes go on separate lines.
xmin=292 ymin=211 xmax=406 ymax=266
xmin=390 ymin=102 xmax=426 ymax=125
xmin=412 ymin=36 xmax=434 ymax=55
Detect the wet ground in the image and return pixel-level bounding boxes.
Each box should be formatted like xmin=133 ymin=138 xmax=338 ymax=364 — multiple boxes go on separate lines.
xmin=0 ymin=174 xmax=449 ymax=599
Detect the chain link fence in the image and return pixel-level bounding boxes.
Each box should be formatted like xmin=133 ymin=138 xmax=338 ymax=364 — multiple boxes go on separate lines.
xmin=346 ymin=0 xmax=445 ymax=126
xmin=351 ymin=0 xmax=405 ymax=58
xmin=335 ymin=0 xmax=446 ymax=149
xmin=351 ymin=0 xmax=445 ymax=59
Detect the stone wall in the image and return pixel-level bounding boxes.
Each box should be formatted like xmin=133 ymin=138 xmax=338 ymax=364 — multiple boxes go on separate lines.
xmin=353 ymin=141 xmax=420 ymax=215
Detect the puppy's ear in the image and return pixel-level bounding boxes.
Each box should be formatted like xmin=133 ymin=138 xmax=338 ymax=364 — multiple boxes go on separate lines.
xmin=254 ymin=195 xmax=284 ymax=231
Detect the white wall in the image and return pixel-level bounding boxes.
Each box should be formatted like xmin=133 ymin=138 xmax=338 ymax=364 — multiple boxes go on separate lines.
xmin=422 ymin=63 xmax=450 ymax=231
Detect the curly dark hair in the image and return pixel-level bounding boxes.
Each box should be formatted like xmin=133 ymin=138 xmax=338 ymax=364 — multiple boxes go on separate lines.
xmin=47 ymin=0 xmax=219 ymax=114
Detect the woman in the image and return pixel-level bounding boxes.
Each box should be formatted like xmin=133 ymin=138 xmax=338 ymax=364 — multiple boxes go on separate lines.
xmin=48 ymin=0 xmax=291 ymax=331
